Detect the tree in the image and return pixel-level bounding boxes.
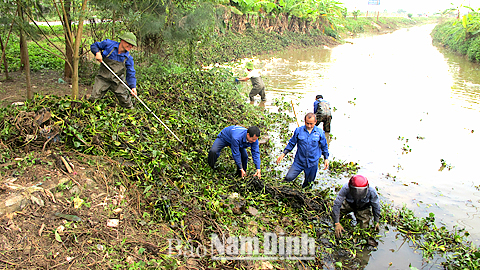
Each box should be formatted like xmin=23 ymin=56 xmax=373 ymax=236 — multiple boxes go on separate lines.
xmin=24 ymin=0 xmax=89 ymax=98
xmin=70 ymin=0 xmax=88 ymax=99
xmin=63 ymin=0 xmax=74 ymax=79
xmin=17 ymin=1 xmax=33 ymax=99
xmin=352 ymin=10 xmax=360 ymax=20
xmin=0 ymin=0 xmax=19 ymax=81
xmin=0 ymin=16 xmax=16 ymax=81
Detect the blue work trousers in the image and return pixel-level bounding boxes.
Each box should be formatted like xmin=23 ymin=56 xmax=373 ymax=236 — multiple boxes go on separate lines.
xmin=208 ymin=137 xmax=248 ymax=174
xmin=284 ymin=162 xmax=318 ymax=188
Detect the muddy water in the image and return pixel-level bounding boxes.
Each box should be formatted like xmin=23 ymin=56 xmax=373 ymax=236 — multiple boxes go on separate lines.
xmin=251 ymin=24 xmax=480 ymax=268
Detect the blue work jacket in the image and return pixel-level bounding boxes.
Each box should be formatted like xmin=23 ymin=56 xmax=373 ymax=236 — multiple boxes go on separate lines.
xmin=332 ymin=183 xmax=381 ymax=223
xmin=91 ymin=39 xmax=137 ymax=89
xmin=218 ymin=126 xmax=261 ymax=170
xmin=283 ymin=125 xmax=329 ymax=169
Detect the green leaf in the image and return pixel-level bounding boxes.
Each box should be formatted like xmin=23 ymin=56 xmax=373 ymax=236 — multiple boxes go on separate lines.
xmin=144 ymin=185 xmax=153 ymax=194
xmin=55 ymin=230 xmax=62 ymax=242
xmin=229 ymin=6 xmax=243 ymax=15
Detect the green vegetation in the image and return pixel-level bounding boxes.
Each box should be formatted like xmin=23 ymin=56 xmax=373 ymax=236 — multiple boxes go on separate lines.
xmin=382 ymin=204 xmax=478 ymax=269
xmin=338 ymin=16 xmax=424 ymax=36
xmin=196 ymin=28 xmax=334 ymax=65
xmin=431 ymin=7 xmax=480 ymax=62
xmin=3 ymin=35 xmax=65 ymax=72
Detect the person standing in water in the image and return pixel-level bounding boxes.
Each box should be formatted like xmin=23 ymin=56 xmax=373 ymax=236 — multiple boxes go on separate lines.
xmin=236 ymin=62 xmax=266 ymax=103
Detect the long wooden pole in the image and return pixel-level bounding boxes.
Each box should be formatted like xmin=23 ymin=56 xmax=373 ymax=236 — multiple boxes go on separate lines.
xmin=290 ymin=100 xmax=300 ymax=127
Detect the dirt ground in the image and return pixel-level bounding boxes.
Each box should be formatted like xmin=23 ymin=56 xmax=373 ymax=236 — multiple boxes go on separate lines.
xmin=0 ymin=108 xmax=264 ymax=269
xmin=3 ymin=152 xmax=187 ymax=269
xmin=0 ymin=70 xmax=92 ymax=108
xmin=0 ymin=71 xmax=180 ymax=269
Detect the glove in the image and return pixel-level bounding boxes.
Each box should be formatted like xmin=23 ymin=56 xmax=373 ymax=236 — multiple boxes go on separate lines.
xmin=335 ymin=223 xmax=345 ymax=238
xmin=235 ymin=78 xmax=239 ymax=82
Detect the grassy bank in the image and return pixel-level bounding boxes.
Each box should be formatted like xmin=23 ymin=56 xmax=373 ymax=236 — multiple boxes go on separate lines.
xmin=194 ymin=16 xmax=436 ymax=66
xmin=339 ymin=16 xmax=436 ymax=36
xmin=431 ymin=19 xmax=480 ymax=62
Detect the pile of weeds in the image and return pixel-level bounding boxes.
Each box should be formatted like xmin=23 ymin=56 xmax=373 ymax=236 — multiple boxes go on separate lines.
xmin=0 ymin=65 xmax=346 ymax=268
xmin=0 ymin=60 xmax=391 ymax=268
xmin=381 ymin=204 xmax=479 ymax=269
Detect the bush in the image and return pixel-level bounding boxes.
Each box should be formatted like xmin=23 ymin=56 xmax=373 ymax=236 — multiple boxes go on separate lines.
xmin=28 ymin=43 xmax=65 ymax=71
xmin=467 ymin=36 xmax=480 ymax=61
xmin=431 ymin=20 xmax=480 ymax=62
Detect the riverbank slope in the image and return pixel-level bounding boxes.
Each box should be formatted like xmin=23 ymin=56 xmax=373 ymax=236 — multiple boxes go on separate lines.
xmin=195 ymin=16 xmax=437 ymax=65
xmin=431 ymin=19 xmax=480 ymax=62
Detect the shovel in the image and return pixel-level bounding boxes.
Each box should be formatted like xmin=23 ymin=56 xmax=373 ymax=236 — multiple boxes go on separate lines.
xmin=101 ymin=61 xmax=183 ymax=144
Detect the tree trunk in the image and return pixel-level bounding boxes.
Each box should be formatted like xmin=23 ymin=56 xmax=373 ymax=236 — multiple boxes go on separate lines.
xmin=0 ymin=15 xmax=16 ymax=80
xmin=112 ymin=10 xmax=116 ymax=39
xmin=0 ymin=34 xmax=10 ymax=80
xmin=64 ymin=0 xmax=73 ymax=79
xmin=71 ymin=0 xmax=88 ymax=99
xmin=19 ymin=25 xmax=27 ymax=71
xmin=18 ymin=5 xmax=32 ymax=99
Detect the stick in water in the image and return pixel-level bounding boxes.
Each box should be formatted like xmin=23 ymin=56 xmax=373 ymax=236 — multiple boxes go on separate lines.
xmin=290 ymin=100 xmax=300 ymax=127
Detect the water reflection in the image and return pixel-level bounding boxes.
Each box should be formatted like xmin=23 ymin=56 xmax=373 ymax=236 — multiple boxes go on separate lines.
xmin=437 ymin=46 xmax=480 ymax=111
xmin=252 ymin=23 xmax=480 ymax=269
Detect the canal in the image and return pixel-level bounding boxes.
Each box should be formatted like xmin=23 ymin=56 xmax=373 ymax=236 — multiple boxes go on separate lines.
xmin=242 ymin=23 xmax=480 ymax=269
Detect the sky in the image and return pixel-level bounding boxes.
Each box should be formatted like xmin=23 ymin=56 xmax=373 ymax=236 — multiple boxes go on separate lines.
xmin=340 ymin=0 xmax=479 ymax=14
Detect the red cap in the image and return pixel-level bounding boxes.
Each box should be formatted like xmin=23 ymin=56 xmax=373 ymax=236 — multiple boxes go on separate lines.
xmin=349 ymin=175 xmax=368 ymax=187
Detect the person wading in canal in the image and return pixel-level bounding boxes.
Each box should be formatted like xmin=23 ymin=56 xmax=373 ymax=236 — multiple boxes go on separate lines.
xmin=208 ymin=126 xmax=262 ymax=178
xmin=236 ymin=62 xmax=266 ymax=103
xmin=332 ymin=175 xmax=381 ymax=237
xmin=276 ymin=113 xmax=329 ymax=189
xmin=314 ymin=94 xmax=332 ymax=133
xmin=89 ymin=32 xmax=138 ymax=109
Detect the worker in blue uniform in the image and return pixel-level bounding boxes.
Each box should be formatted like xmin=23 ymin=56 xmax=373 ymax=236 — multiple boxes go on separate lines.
xmin=276 ymin=113 xmax=329 ymax=188
xmin=208 ymin=126 xmax=262 ymax=178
